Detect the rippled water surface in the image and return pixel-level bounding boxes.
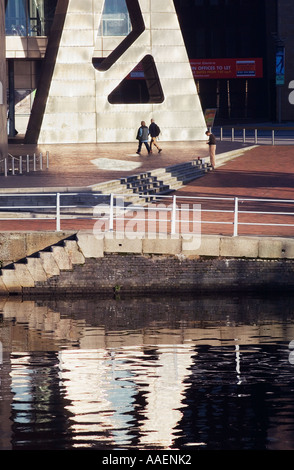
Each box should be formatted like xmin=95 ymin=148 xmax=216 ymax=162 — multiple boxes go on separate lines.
xmin=1 ymin=293 xmax=294 ymax=450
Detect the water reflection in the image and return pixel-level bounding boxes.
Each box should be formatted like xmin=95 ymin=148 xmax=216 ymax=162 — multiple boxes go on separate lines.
xmin=1 ymin=294 xmax=294 ymax=450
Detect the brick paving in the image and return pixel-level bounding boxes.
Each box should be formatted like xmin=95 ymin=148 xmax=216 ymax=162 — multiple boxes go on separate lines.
xmin=3 ymin=139 xmax=247 ymax=190
xmin=1 ymin=139 xmax=294 ymax=237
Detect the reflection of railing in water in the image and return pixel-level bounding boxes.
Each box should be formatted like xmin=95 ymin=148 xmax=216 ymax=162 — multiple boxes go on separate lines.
xmin=0 ymin=152 xmax=49 ymax=176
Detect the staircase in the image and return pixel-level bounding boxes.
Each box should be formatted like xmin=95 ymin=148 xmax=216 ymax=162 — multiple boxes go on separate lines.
xmin=93 ymin=158 xmax=211 ymax=204
xmin=0 ymin=158 xmax=211 ymax=217
xmin=0 ymin=234 xmax=85 ymax=294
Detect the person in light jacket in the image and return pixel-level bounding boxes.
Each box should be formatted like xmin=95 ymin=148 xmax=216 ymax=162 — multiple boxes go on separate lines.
xmin=136 ymin=121 xmax=151 ymax=155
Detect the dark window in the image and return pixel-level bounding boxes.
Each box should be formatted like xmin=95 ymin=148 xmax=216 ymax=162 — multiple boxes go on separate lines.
xmin=5 ymin=0 xmax=57 ymax=36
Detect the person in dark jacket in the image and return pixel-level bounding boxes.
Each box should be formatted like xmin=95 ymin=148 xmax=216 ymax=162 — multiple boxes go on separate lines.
xmin=136 ymin=121 xmax=151 ymax=154
xmin=205 ymin=130 xmax=216 ymax=169
xmin=149 ymin=119 xmax=162 ymax=154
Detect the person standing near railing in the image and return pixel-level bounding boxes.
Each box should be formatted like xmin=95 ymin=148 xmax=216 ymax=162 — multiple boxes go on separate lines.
xmin=205 ymin=130 xmax=216 ymax=169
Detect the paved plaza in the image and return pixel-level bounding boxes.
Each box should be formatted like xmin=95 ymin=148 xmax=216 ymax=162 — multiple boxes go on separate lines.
xmin=1 ymin=137 xmax=294 ymax=237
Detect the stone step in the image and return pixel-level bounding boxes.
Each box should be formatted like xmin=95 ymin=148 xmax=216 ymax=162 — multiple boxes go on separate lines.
xmin=0 ymin=235 xmax=84 ymax=293
xmin=0 ymin=159 xmax=211 ymax=219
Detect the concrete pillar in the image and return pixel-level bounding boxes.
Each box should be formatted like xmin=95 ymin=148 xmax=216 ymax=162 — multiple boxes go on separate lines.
xmin=0 ymin=0 xmax=8 ymax=159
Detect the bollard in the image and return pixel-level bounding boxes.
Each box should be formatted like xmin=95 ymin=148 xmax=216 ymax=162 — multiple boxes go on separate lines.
xmin=33 ymin=153 xmax=36 ymax=171
xmin=4 ymin=158 xmax=7 ymax=177
xmin=272 ymin=129 xmax=275 ymax=145
xmin=231 ymin=128 xmax=234 ymax=142
xmin=220 ymin=127 xmax=223 ymax=141
xmin=27 ymin=154 xmax=30 ymax=172
xmin=46 ymin=151 xmax=49 ymax=169
xmin=40 ymin=152 xmax=43 ymax=170
xmin=12 ymin=157 xmax=15 ymax=175
xmin=243 ymin=129 xmax=246 ymax=143
xmin=19 ymin=156 xmax=22 ymax=174
xmin=254 ymin=129 xmax=258 ymax=144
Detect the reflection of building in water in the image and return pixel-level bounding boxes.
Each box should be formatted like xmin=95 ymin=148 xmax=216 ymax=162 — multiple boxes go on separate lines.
xmin=134 ymin=345 xmax=194 ymax=448
xmin=58 ymin=346 xmax=194 ymax=449
xmin=2 ymin=297 xmax=294 ymax=449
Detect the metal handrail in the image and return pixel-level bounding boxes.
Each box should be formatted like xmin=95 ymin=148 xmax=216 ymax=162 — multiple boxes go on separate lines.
xmin=0 ymin=192 xmax=293 ymax=237
xmin=217 ymin=127 xmax=294 ymax=145
xmin=0 ymin=152 xmax=49 ymax=176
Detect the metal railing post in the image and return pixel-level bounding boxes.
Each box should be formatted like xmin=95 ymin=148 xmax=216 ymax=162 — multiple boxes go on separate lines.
xmin=243 ymin=128 xmax=246 ymax=143
xmin=4 ymin=158 xmax=7 ymax=177
xmin=272 ymin=129 xmax=275 ymax=145
xmin=27 ymin=154 xmax=30 ymax=172
xmin=233 ymin=197 xmax=239 ymax=236
xmin=232 ymin=128 xmax=234 ymax=142
xmin=40 ymin=152 xmax=43 ymax=170
xmin=171 ymin=195 xmax=177 ymax=235
xmin=220 ymin=127 xmax=223 ymax=141
xmin=109 ymin=193 xmax=114 ymax=231
xmin=46 ymin=151 xmax=49 ymax=169
xmin=19 ymin=156 xmax=22 ymax=174
xmin=33 ymin=153 xmax=36 ymax=171
xmin=56 ymin=192 xmax=61 ymax=231
xmin=255 ymin=129 xmax=258 ymax=144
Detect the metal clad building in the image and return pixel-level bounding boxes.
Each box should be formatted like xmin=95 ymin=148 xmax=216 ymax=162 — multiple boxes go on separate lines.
xmin=3 ymin=0 xmax=294 ymax=147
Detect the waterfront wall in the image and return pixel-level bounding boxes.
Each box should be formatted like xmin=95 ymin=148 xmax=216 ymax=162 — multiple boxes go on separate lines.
xmin=1 ymin=231 xmax=294 ymax=295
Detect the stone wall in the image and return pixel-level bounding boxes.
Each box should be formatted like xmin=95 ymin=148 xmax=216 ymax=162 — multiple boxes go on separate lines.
xmin=1 ymin=231 xmax=293 ymax=296
xmin=29 ymin=253 xmax=294 ymax=296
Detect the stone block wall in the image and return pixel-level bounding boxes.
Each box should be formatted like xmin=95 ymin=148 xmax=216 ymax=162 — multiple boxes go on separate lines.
xmin=27 ymin=253 xmax=294 ymax=296
xmin=1 ymin=231 xmax=294 ymax=296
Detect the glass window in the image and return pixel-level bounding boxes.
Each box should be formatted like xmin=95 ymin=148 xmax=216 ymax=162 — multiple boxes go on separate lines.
xmin=98 ymin=0 xmax=131 ymax=36
xmin=5 ymin=0 xmax=27 ymax=36
xmin=5 ymin=0 xmax=57 ymax=36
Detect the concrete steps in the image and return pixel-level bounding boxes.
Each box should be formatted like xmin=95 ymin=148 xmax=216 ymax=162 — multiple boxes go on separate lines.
xmin=116 ymin=158 xmax=211 ymax=203
xmin=0 ymin=158 xmax=211 ymax=218
xmin=0 ymin=234 xmax=86 ymax=294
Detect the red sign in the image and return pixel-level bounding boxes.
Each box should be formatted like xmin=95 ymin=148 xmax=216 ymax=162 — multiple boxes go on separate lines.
xmin=127 ymin=58 xmax=263 ymax=80
xmin=190 ymin=58 xmax=263 ymax=79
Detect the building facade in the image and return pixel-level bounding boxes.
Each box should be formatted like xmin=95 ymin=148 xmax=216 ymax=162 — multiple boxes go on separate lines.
xmin=0 ymin=0 xmax=7 ymax=159
xmin=3 ymin=0 xmax=294 ymax=147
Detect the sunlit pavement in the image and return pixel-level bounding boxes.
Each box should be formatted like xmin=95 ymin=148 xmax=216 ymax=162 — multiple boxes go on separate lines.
xmin=1 ymin=139 xmax=294 ymax=237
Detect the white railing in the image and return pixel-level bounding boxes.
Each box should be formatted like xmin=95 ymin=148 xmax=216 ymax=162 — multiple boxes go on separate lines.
xmin=0 ymin=192 xmax=294 ymax=238
xmin=0 ymin=152 xmax=49 ymax=176
xmin=216 ymin=127 xmax=294 ymax=145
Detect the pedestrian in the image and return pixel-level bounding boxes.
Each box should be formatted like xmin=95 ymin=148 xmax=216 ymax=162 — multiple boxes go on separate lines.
xmin=149 ymin=119 xmax=162 ymax=153
xmin=205 ymin=130 xmax=216 ymax=169
xmin=136 ymin=121 xmax=151 ymax=155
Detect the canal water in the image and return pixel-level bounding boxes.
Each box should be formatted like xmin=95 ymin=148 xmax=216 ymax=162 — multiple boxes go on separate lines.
xmin=0 ymin=292 xmax=294 ymax=451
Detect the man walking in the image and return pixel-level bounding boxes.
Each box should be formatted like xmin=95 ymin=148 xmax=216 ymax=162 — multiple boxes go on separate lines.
xmin=205 ymin=130 xmax=216 ymax=169
xmin=136 ymin=121 xmax=151 ymax=155
xmin=149 ymin=119 xmax=162 ymax=154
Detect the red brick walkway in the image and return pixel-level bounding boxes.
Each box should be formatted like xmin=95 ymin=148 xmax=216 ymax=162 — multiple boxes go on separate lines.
xmin=1 ymin=141 xmax=294 ymax=237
